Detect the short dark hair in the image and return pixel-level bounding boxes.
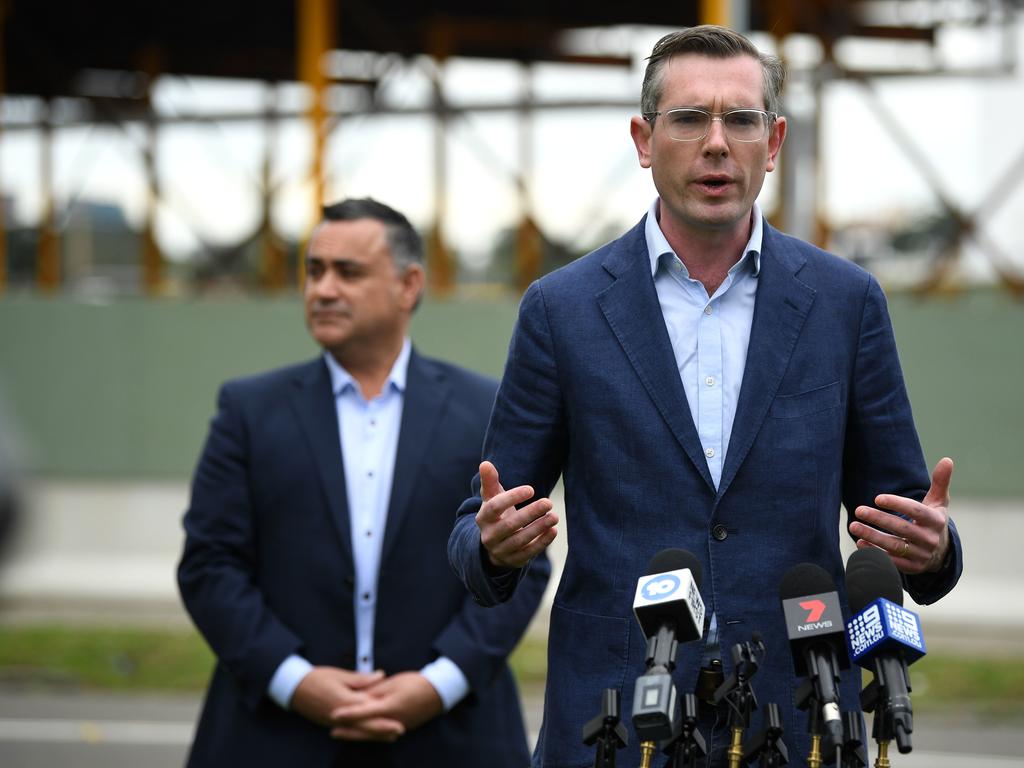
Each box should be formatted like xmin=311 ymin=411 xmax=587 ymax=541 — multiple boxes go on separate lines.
xmin=641 ymin=25 xmax=786 ymax=115
xmin=320 ymin=198 xmax=424 ymax=271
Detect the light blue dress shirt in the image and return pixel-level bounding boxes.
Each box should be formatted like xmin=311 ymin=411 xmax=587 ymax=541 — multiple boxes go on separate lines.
xmin=644 ymin=197 xmax=763 ymax=652
xmin=268 ymin=339 xmax=469 ymax=711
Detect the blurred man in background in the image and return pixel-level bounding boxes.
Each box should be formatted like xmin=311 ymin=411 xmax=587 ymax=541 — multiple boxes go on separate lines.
xmin=449 ymin=26 xmax=961 ymax=767
xmin=179 ymin=198 xmax=548 ymax=766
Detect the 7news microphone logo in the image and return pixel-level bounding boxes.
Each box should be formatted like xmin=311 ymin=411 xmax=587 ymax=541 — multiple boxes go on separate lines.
xmin=782 ymin=591 xmax=843 ymax=639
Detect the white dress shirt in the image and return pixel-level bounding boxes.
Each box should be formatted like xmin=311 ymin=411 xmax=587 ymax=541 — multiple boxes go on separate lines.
xmin=644 ymin=198 xmax=763 ymax=650
xmin=268 ymin=339 xmax=469 ymax=711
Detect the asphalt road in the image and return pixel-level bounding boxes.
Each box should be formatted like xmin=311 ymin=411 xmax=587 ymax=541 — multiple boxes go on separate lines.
xmin=1 ymin=688 xmax=1022 ymax=767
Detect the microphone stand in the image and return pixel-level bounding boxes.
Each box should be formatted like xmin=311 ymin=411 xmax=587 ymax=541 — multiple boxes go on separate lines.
xmin=840 ymin=711 xmax=869 ymax=768
xmin=582 ymin=688 xmax=629 ymax=768
xmin=860 ymin=679 xmax=895 ymax=768
xmin=795 ymin=679 xmax=826 ymax=768
xmin=741 ymin=701 xmax=789 ymax=767
xmin=712 ymin=635 xmax=765 ymax=768
xmin=662 ymin=693 xmax=707 ymax=768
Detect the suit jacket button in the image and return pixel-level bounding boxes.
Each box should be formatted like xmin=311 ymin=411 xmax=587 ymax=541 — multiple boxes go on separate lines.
xmin=712 ymin=524 xmax=728 ymax=542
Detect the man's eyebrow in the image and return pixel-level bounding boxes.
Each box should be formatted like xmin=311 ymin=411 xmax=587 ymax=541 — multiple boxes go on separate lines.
xmin=306 ymin=256 xmax=361 ymax=266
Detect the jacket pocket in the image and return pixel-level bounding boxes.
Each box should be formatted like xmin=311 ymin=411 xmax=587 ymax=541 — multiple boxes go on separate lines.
xmin=768 ymin=381 xmax=840 ymax=419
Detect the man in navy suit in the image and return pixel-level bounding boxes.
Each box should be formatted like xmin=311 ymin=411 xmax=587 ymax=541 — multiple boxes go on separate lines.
xmin=449 ymin=27 xmax=962 ymax=767
xmin=179 ymin=198 xmax=549 ymax=766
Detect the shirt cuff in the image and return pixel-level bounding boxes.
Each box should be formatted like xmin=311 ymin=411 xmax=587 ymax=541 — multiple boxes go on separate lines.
xmin=267 ymin=654 xmax=314 ymax=709
xmin=420 ymin=656 xmax=470 ymax=712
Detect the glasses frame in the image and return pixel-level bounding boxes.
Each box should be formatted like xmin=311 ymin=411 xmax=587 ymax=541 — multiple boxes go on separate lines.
xmin=643 ymin=108 xmax=778 ymax=143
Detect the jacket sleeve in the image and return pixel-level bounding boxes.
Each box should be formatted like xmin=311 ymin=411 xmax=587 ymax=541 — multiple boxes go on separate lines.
xmin=449 ymin=280 xmax=567 ymax=606
xmin=841 ymin=276 xmax=963 ymax=604
xmin=177 ymin=383 xmax=304 ymax=709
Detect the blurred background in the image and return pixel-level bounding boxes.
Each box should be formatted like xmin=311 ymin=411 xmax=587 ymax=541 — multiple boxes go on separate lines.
xmin=0 ymin=1 xmax=1023 ymax=765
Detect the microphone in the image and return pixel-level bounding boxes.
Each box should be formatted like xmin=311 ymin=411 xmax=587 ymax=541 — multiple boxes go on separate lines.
xmin=631 ymin=548 xmax=705 ymax=768
xmin=845 ymin=547 xmax=925 ymax=755
xmin=779 ymin=563 xmax=849 ymax=760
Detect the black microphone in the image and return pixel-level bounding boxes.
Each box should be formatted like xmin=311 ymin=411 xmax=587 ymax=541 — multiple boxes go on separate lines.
xmin=779 ymin=563 xmax=849 ymax=757
xmin=631 ymin=548 xmax=705 ymax=767
xmin=845 ymin=547 xmax=926 ymax=755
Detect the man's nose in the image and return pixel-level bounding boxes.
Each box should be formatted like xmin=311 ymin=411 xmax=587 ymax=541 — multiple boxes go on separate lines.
xmin=311 ymin=273 xmax=341 ymax=299
xmin=702 ymin=117 xmax=730 ymax=155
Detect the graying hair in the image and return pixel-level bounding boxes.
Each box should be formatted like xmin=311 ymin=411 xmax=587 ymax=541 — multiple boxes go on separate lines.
xmin=320 ymin=198 xmax=423 ymax=272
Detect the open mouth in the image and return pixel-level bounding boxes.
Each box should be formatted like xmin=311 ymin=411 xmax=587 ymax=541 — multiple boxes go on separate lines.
xmin=698 ymin=176 xmax=731 ymax=188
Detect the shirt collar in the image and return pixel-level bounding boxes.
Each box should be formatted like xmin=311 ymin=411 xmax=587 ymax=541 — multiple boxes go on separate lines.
xmin=645 ymin=198 xmax=763 ymax=278
xmin=323 ymin=337 xmax=411 ymax=397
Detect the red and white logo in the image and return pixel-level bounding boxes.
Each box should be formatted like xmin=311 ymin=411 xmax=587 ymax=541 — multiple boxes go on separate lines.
xmin=800 ymin=599 xmax=826 ymax=623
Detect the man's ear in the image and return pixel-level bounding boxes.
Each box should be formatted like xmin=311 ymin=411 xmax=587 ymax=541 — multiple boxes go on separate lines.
xmin=630 ymin=115 xmax=654 ymax=169
xmin=766 ymin=115 xmax=787 ymax=172
xmin=400 ymin=264 xmax=426 ymax=311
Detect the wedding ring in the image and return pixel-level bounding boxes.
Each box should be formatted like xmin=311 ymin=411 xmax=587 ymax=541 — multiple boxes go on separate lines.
xmin=898 ymin=539 xmax=910 ymax=558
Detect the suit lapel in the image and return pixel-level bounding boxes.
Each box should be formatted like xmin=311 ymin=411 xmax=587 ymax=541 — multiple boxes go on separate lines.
xmin=381 ymin=350 xmax=449 ymax=563
xmin=717 ymin=225 xmax=816 ymax=500
xmin=597 ymin=218 xmax=716 ymax=492
xmin=289 ymin=358 xmax=353 ymax=563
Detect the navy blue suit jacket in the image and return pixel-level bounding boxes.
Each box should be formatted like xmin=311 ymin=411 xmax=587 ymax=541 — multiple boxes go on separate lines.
xmin=179 ymin=350 xmax=549 ymax=767
xmin=450 ymin=217 xmax=963 ymax=767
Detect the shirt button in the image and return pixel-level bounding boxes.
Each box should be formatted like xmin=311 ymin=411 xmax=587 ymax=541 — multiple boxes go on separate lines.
xmin=705 ymin=447 xmax=715 ymax=458
xmin=361 ymin=655 xmax=369 ymax=664
xmin=705 ymin=376 xmax=715 ymax=387
xmin=704 ymin=305 xmax=713 ymax=315
xmin=362 ymin=592 xmax=371 ymax=601
xmin=712 ymin=524 xmax=728 ymax=542
xmin=365 ymin=530 xmax=372 ymax=537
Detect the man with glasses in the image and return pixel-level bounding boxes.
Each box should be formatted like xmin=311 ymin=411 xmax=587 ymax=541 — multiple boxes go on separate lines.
xmin=449 ymin=25 xmax=962 ymax=767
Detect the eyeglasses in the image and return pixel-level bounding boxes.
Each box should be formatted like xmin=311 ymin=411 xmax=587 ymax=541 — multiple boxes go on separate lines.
xmin=643 ymin=108 xmax=777 ymax=143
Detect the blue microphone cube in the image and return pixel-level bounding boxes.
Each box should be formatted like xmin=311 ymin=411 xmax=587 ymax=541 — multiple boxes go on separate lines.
xmin=846 ymin=598 xmax=926 ymax=666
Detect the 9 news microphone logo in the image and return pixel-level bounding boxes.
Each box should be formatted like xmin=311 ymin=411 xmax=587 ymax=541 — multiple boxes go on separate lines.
xmin=641 ymin=574 xmax=681 ymax=601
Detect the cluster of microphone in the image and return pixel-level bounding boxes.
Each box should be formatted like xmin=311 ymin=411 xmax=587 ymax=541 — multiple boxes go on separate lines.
xmin=582 ymin=547 xmax=928 ymax=768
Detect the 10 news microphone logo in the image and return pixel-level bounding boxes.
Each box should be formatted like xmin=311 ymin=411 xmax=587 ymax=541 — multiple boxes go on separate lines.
xmin=641 ymin=574 xmax=681 ymax=600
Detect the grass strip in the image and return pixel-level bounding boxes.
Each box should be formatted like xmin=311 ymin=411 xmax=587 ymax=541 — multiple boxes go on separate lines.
xmin=1 ymin=625 xmax=1021 ymax=718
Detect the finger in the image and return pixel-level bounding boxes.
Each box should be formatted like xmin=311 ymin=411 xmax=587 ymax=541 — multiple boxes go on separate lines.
xmin=864 ymin=495 xmax=942 ymax=532
xmin=480 ymin=499 xmax=555 ymax=550
xmin=855 ymin=537 xmax=914 ymax=563
xmin=330 ymin=700 xmax=390 ymax=722
xmin=475 ymin=485 xmax=542 ymax=525
xmin=486 ymin=511 xmax=558 ymax=568
xmin=330 ymin=718 xmax=405 ymax=741
xmin=922 ymin=457 xmax=954 ymax=508
xmin=852 ymin=504 xmax=915 ymax=537
xmin=341 ymin=669 xmax=386 ymax=690
xmin=850 ymin=508 xmax=913 ymax=549
xmin=479 ymin=461 xmax=504 ymax=502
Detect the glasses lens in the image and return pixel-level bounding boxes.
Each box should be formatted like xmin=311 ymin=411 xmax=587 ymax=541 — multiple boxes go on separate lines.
xmin=723 ymin=110 xmax=768 ymax=142
xmin=664 ymin=109 xmax=710 ymax=141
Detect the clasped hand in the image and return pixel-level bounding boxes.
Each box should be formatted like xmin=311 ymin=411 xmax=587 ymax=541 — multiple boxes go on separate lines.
xmin=290 ymin=667 xmax=443 ymax=742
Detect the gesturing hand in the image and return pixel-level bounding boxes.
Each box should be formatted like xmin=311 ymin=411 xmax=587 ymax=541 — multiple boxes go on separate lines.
xmin=850 ymin=457 xmax=954 ymax=574
xmin=475 ymin=461 xmax=558 ymax=569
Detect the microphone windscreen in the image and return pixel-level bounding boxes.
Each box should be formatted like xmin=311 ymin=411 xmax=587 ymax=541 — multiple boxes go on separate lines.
xmin=779 ymin=562 xmax=835 ymax=600
xmin=646 ymin=547 xmax=702 ymax=588
xmin=846 ymin=547 xmax=904 ymax=612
